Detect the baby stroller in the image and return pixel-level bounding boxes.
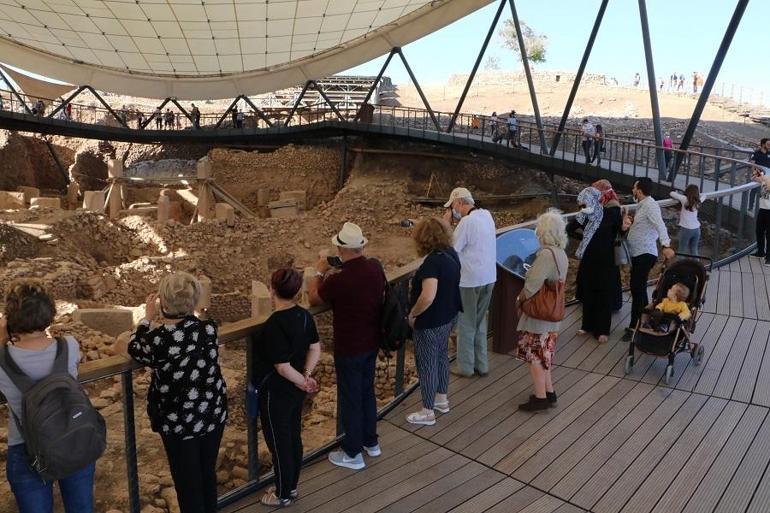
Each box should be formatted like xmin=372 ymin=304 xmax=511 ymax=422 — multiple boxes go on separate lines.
xmin=624 ymin=255 xmax=711 ymax=385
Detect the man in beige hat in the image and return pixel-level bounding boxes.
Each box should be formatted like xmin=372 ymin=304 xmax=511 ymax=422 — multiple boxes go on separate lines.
xmin=308 ymin=222 xmax=385 ymax=470
xmin=443 ymin=187 xmax=497 ymax=377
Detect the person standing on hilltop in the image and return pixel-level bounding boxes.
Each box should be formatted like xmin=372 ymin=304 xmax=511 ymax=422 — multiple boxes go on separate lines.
xmin=633 ymin=73 xmax=640 ymax=88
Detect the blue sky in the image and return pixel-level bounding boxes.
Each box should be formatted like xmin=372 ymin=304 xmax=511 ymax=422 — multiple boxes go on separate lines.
xmin=346 ymin=0 xmax=768 ymax=105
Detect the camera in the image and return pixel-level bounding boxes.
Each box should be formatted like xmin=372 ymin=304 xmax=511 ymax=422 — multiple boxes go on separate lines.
xmin=326 ymin=256 xmax=343 ymax=268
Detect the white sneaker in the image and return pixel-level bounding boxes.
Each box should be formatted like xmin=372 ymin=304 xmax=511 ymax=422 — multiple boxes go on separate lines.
xmin=328 ymin=450 xmax=365 ymax=470
xmin=406 ymin=411 xmax=436 ymax=426
xmin=364 ymin=444 xmax=381 ymax=457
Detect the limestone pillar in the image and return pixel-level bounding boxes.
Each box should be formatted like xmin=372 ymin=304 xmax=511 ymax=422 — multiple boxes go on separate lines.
xmin=257 ymin=189 xmax=269 ymax=207
xmin=300 ymin=267 xmax=315 ymax=307
xmin=82 ymin=190 xmax=106 ymax=212
xmin=107 ymin=159 xmax=124 ymax=219
xmin=157 ymin=195 xmax=170 ymax=223
xmin=196 ymin=157 xmax=212 ymax=221
xmin=251 ymin=280 xmax=272 ymax=319
xmin=215 ymin=203 xmax=235 ymax=227
xmin=66 ymin=182 xmax=80 ymax=210
xmin=197 ymin=275 xmax=212 ymax=311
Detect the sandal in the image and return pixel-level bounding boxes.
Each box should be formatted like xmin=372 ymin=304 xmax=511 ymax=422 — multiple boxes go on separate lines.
xmin=406 ymin=411 xmax=436 ymax=426
xmin=434 ymin=401 xmax=450 ymax=414
xmin=577 ymin=329 xmax=588 ymax=336
xmin=260 ymin=491 xmax=292 ymax=507
xmin=597 ymin=335 xmax=608 ymax=344
xmin=266 ymin=485 xmax=298 ymax=500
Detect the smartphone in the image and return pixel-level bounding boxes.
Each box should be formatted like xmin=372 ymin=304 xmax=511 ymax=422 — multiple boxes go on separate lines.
xmin=327 ymin=256 xmax=343 ymax=268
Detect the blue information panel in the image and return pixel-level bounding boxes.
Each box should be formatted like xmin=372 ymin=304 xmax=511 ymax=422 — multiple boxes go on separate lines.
xmin=496 ymin=228 xmax=540 ymax=280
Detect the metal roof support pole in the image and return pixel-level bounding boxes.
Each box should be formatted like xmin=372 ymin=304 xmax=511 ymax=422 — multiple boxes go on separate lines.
xmin=396 ymin=48 xmax=442 ymax=132
xmin=550 ymin=0 xmax=609 ymax=156
xmin=239 ymin=95 xmax=274 ymax=127
xmin=507 ymin=0 xmax=548 ymax=154
xmin=285 ymin=81 xmax=313 ymax=127
xmin=47 ymin=85 xmax=86 ymax=119
xmin=673 ymin=0 xmax=749 ymax=181
xmin=141 ymin=98 xmax=172 ymax=129
xmin=447 ymin=0 xmax=506 ymax=133
xmin=637 ymin=0 xmax=667 ymax=181
xmin=0 ymin=67 xmax=33 ymax=115
xmin=84 ymin=86 xmax=128 ymax=128
xmin=214 ymin=96 xmax=243 ymax=128
xmin=310 ymin=80 xmax=345 ymax=121
xmin=355 ymin=49 xmax=397 ymax=122
xmin=168 ymin=98 xmax=193 ymax=124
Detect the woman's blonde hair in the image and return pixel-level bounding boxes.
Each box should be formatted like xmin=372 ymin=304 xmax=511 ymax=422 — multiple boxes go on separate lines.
xmin=158 ymin=272 xmax=201 ymax=317
xmin=413 ymin=217 xmax=453 ymax=257
xmin=535 ymin=209 xmax=568 ymax=249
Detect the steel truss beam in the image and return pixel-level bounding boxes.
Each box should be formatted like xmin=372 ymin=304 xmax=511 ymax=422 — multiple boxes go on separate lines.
xmin=638 ymin=0 xmax=666 ymax=180
xmin=447 ymin=0 xmax=507 ymax=133
xmin=0 ymin=67 xmax=33 ymax=115
xmin=550 ymin=0 xmax=609 ymax=155
xmin=673 ymin=0 xmax=750 ymax=181
xmin=284 ymin=81 xmax=314 ymax=127
xmin=215 ymin=95 xmax=273 ymax=128
xmin=396 ymin=48 xmax=442 ymax=132
xmin=508 ymin=0 xmax=548 ymax=153
xmin=355 ymin=50 xmax=397 ymax=122
xmin=142 ymin=97 xmax=173 ymax=128
xmin=46 ymin=85 xmax=86 ymax=119
xmin=310 ymin=80 xmax=346 ymax=121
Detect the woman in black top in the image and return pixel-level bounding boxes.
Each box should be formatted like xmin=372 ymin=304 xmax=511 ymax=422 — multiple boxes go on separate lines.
xmin=127 ymin=272 xmax=227 ymax=513
xmin=253 ymin=268 xmax=320 ymax=507
xmin=406 ymin=218 xmax=463 ymax=426
xmin=568 ymin=186 xmax=622 ymax=343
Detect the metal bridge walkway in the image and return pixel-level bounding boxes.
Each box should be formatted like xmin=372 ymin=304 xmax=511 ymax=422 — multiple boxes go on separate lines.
xmin=224 ymin=255 xmax=770 ymax=513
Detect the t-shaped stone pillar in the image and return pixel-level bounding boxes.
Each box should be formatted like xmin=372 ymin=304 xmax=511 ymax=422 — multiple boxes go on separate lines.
xmin=251 ymin=280 xmax=272 ymax=319
xmin=197 ymin=275 xmax=212 ymax=311
xmin=196 ymin=157 xmax=212 ymax=221
xmin=157 ymin=194 xmax=170 ymax=224
xmin=107 ymin=159 xmax=124 ymax=219
xmin=66 ymin=182 xmax=80 ymax=210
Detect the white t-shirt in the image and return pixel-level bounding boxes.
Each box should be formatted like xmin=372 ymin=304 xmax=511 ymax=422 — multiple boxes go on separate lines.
xmin=759 ymin=179 xmax=770 ymax=210
xmin=582 ymin=123 xmax=595 ymax=141
xmin=507 ymin=116 xmax=517 ymax=130
xmin=670 ymin=192 xmax=706 ymax=229
xmin=453 ymin=208 xmax=497 ymax=288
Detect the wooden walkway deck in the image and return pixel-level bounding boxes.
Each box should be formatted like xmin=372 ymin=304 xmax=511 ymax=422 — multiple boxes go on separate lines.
xmin=224 ymin=256 xmax=770 ymax=513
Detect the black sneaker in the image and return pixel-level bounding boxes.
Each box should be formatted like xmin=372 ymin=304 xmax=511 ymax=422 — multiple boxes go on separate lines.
xmin=765 ymin=260 xmax=770 ymax=267
xmin=752 ymin=252 xmax=766 ymax=258
xmin=529 ymin=391 xmax=557 ymax=407
xmin=519 ymin=396 xmax=550 ymax=412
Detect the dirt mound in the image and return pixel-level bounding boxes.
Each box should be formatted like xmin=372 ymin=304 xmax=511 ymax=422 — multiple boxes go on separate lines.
xmin=0 ymin=131 xmax=73 ymax=191
xmin=0 ymin=224 xmax=43 ymax=263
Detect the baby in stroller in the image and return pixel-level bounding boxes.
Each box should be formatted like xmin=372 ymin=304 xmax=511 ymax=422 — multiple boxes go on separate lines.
xmin=644 ymin=282 xmax=691 ymax=333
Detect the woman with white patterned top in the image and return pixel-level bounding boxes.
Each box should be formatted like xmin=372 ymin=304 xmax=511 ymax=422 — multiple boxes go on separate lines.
xmin=128 ymin=272 xmax=227 ymax=513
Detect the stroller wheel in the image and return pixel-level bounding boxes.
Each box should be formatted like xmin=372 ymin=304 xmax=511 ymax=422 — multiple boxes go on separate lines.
xmin=624 ymin=355 xmax=634 ymax=375
xmin=693 ymin=345 xmax=705 ymax=366
xmin=664 ymin=365 xmax=674 ymax=385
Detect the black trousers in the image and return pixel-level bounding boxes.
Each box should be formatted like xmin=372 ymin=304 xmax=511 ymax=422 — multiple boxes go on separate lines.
xmin=336 ymin=350 xmax=378 ymax=457
xmin=259 ymin=387 xmax=305 ymax=500
xmin=582 ymin=140 xmax=593 ymax=163
xmin=629 ymin=254 xmax=658 ymax=329
xmin=756 ymin=209 xmax=770 ymax=256
xmin=161 ymin=423 xmax=224 ymax=513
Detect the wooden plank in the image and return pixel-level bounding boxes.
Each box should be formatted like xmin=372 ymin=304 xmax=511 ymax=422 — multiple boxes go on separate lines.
xmin=576 ymin=309 xmax=634 ymax=373
xmin=410 ymin=468 xmax=507 ymax=513
xmin=496 ymin=375 xmax=621 ymax=475
xmin=717 ymin=271 xmax=732 ymax=316
xmin=743 ymin=271 xmax=758 ymax=319
xmin=749 ymin=254 xmax=764 ymax=275
xmin=730 ymin=270 xmax=745 ymax=318
xmin=587 ymin=394 xmax=719 ymax=513
xmin=513 ymin=494 xmax=566 ymax=513
xmin=562 ymin=303 xmax=632 ymax=371
xmin=702 ymin=270 xmax=718 ymax=314
xmin=477 ymin=372 xmax=604 ymax=468
xmin=622 ymin=400 xmax=747 ymax=513
xmin=752 ymin=326 xmax=770 ymax=407
xmin=485 ymin=485 xmax=544 ymax=513
xmin=567 ymin=391 xmax=703 ymax=510
xmin=446 ymin=478 xmax=524 ymax=513
xmin=510 ymin=378 xmax=637 ymax=482
xmin=679 ymin=406 xmax=767 ymax=513
xmin=714 ymin=412 xmax=770 ymax=513
xmin=712 ymin=319 xmax=757 ymax=399
xmin=673 ymin=314 xmax=726 ymax=391
xmin=692 ymin=316 xmax=742 ymax=396
xmin=663 ymin=312 xmax=716 ymax=389
xmin=459 ymin=368 xmax=588 ymax=460
xmin=734 ymin=321 xmax=770 ymax=403
xmin=754 ymin=271 xmax=770 ymax=320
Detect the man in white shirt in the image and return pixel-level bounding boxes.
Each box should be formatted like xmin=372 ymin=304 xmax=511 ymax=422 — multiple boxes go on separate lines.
xmin=507 ymin=111 xmax=519 ymax=148
xmin=442 ymin=188 xmax=497 ymax=377
xmin=581 ymin=119 xmax=596 ymax=164
xmin=622 ymin=178 xmax=674 ymax=340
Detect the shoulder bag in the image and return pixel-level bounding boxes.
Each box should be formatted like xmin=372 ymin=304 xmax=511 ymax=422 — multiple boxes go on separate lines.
xmin=614 ymin=233 xmax=631 ymax=266
xmin=520 ymin=248 xmax=565 ymax=322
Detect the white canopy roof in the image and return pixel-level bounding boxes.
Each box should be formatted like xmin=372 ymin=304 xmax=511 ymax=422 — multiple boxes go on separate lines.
xmin=0 ymin=0 xmax=492 ymax=100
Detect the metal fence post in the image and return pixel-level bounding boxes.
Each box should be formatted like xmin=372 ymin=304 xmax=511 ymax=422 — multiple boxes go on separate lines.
xmin=121 ymin=372 xmax=141 ymax=513
xmin=246 ymin=334 xmax=258 ymax=480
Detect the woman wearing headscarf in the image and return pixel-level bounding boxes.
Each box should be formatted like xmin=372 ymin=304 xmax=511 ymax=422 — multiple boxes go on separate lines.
xmin=593 ymin=179 xmax=624 ymax=311
xmin=567 ymin=185 xmax=622 ymax=343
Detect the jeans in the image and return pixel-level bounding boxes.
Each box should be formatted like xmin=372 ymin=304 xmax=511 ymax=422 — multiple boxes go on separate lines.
xmin=456 ymin=283 xmax=495 ymax=375
xmin=335 ymin=350 xmax=378 ymax=457
xmin=678 ymin=227 xmax=701 ymax=256
xmin=630 ymin=254 xmax=658 ymax=329
xmin=161 ymin=424 xmax=224 ymax=513
xmin=7 ymin=444 xmax=95 ymax=513
xmin=582 ymin=140 xmax=592 ymax=163
xmin=756 ymin=209 xmax=770 ymax=257
xmin=260 ymin=388 xmax=305 ymax=499
xmin=414 ymin=318 xmax=455 ymax=409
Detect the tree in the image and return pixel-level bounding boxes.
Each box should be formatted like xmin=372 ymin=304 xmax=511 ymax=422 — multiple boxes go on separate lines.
xmin=499 ymin=18 xmax=547 ymax=64
xmin=484 ymin=55 xmax=501 ymax=71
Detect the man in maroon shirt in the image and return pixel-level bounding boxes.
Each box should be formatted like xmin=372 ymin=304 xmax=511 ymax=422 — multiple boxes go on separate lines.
xmin=308 ymin=222 xmax=385 ymax=470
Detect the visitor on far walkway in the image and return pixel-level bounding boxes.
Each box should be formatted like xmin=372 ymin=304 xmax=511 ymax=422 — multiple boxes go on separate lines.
xmin=253 ymin=268 xmax=320 ymax=507
xmin=592 ymin=124 xmax=605 ymax=165
xmin=442 ymin=187 xmax=496 ymax=378
xmin=164 ymin=109 xmax=174 ymax=129
xmin=191 ymin=103 xmax=201 ymax=129
xmin=581 ymin=119 xmax=595 ymax=164
xmin=406 ymin=218 xmax=462 ymax=426
xmin=127 ymin=272 xmax=228 ymax=513
xmin=0 ymin=281 xmax=99 ymax=513
xmin=663 ymin=133 xmax=674 ymax=171
xmin=567 ymin=187 xmax=621 ymax=344
xmin=154 ymin=107 xmax=162 ymax=129
xmin=236 ymin=109 xmax=244 ymax=129
xmin=622 ymin=178 xmax=675 ymax=341
xmin=507 ymin=111 xmax=519 ymax=148
xmin=670 ymin=184 xmax=705 ymax=256
xmin=750 ymin=141 xmax=770 ymax=264
xmin=308 ymin=222 xmax=384 ymax=471
xmin=489 ymin=111 xmax=499 ymax=142
xmin=515 ymin=210 xmax=568 ymax=412
xmin=633 ymin=73 xmax=641 ymax=88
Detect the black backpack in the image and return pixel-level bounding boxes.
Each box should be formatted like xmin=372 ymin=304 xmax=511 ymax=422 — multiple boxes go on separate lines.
xmin=371 ymin=259 xmax=411 ymax=354
xmin=0 ymin=338 xmax=107 ymax=480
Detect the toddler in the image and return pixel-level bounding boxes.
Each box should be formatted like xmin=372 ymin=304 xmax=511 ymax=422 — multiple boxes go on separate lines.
xmin=656 ymin=283 xmax=691 ymax=321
